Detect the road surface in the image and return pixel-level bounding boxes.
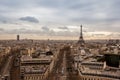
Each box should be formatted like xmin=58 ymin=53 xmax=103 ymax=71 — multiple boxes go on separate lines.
xmin=0 ymin=56 xmax=13 ymax=80
xmin=48 ymin=46 xmax=80 ymax=80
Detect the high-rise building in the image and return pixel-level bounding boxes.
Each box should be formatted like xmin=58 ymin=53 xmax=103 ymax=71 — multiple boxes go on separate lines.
xmin=78 ymin=25 xmax=85 ymax=45
xmin=17 ymin=35 xmax=20 ymax=41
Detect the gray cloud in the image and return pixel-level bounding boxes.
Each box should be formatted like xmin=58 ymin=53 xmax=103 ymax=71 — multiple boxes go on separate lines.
xmin=41 ymin=26 xmax=49 ymax=31
xmin=1 ymin=27 xmax=120 ymax=39
xmin=0 ymin=28 xmax=4 ymax=31
xmin=4 ymin=28 xmax=41 ymax=34
xmin=0 ymin=20 xmax=8 ymax=24
xmin=58 ymin=26 xmax=68 ymax=30
xmin=0 ymin=0 xmax=120 ymax=39
xmin=91 ymin=34 xmax=106 ymax=37
xmin=1 ymin=27 xmax=75 ymax=37
xmin=19 ymin=16 xmax=39 ymax=23
xmin=107 ymin=33 xmax=120 ymax=38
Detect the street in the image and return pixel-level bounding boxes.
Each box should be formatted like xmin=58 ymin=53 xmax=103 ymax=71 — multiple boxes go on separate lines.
xmin=48 ymin=46 xmax=80 ymax=80
xmin=0 ymin=56 xmax=13 ymax=80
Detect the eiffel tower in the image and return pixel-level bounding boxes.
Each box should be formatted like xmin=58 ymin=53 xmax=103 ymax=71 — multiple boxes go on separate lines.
xmin=78 ymin=25 xmax=85 ymax=45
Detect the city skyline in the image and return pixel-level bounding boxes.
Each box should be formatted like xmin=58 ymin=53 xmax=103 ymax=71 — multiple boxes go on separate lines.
xmin=0 ymin=0 xmax=120 ymax=40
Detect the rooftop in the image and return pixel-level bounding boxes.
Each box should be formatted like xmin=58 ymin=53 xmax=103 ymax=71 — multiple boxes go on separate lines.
xmin=24 ymin=65 xmax=49 ymax=74
xmin=79 ymin=66 xmax=120 ymax=79
xmin=20 ymin=55 xmax=52 ymax=64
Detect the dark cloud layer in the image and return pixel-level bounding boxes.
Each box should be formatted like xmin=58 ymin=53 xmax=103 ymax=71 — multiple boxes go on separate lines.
xmin=19 ymin=16 xmax=39 ymax=23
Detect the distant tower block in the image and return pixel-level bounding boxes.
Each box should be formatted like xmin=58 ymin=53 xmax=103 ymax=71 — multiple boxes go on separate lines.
xmin=17 ymin=35 xmax=20 ymax=41
xmin=78 ymin=25 xmax=85 ymax=46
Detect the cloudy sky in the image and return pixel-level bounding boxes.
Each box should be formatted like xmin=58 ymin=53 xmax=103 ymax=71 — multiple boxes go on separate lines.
xmin=0 ymin=0 xmax=120 ymax=40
